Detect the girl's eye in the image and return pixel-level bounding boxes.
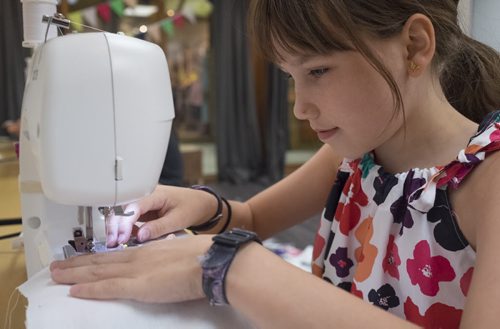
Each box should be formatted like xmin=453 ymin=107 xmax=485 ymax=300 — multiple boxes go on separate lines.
xmin=309 ymin=68 xmax=329 ymax=78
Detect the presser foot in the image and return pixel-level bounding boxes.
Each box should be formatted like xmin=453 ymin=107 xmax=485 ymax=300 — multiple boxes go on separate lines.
xmin=63 ymin=228 xmax=143 ymax=259
xmin=64 ymin=227 xmax=106 ymax=258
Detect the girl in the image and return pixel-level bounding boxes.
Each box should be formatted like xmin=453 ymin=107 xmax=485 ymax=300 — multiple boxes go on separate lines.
xmin=51 ymin=1 xmax=500 ymax=328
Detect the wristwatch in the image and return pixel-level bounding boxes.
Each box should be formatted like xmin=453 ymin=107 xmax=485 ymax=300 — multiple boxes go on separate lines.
xmin=200 ymin=228 xmax=261 ymax=306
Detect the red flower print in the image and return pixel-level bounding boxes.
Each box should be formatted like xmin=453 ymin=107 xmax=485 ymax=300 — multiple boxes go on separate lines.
xmin=407 ymin=240 xmax=456 ymax=296
xmin=351 ymin=282 xmax=363 ymax=299
xmin=382 ymin=235 xmax=401 ymax=279
xmin=404 ymin=297 xmax=462 ymax=329
xmin=490 ymin=125 xmax=500 ymax=142
xmin=460 ymin=267 xmax=474 ymax=296
xmin=335 ymin=169 xmax=368 ymax=235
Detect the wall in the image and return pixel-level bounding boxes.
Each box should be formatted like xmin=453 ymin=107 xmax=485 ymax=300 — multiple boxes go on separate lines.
xmin=458 ymin=0 xmax=473 ymax=35
xmin=471 ymin=0 xmax=500 ymax=51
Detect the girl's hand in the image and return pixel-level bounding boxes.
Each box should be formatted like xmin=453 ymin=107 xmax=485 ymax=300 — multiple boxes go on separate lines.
xmin=50 ymin=234 xmax=213 ymax=303
xmin=106 ymin=185 xmax=219 ymax=247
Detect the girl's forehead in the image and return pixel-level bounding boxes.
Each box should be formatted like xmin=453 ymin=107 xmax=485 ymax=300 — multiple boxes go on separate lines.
xmin=276 ymin=52 xmax=316 ymax=66
xmin=273 ymin=42 xmax=329 ymax=65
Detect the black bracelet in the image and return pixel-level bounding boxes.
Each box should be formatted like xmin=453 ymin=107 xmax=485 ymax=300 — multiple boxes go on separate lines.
xmin=188 ymin=185 xmax=223 ymax=233
xmin=218 ymin=197 xmax=232 ymax=234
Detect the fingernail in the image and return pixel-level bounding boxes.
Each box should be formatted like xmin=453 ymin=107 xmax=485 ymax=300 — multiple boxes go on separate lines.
xmin=138 ymin=228 xmax=150 ymax=242
xmin=107 ymin=234 xmax=116 ymax=247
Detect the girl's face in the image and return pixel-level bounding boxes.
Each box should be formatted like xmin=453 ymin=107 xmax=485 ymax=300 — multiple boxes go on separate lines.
xmin=279 ymin=37 xmax=409 ymax=159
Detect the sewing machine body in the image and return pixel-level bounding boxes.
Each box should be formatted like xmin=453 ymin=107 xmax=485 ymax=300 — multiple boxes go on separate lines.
xmin=19 ymin=32 xmax=173 ymax=277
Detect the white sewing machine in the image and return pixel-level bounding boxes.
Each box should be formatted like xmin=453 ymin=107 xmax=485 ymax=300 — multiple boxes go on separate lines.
xmin=16 ymin=1 xmax=252 ymax=328
xmin=19 ymin=7 xmax=173 ymax=277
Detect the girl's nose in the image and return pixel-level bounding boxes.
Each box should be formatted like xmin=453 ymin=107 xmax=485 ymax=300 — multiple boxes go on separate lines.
xmin=293 ymin=89 xmax=318 ymax=121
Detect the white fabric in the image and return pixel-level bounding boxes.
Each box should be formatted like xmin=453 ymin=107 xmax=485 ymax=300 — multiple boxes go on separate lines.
xmin=19 ymin=268 xmax=254 ymax=329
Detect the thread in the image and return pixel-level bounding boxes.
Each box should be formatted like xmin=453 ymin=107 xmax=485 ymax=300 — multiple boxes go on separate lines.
xmin=21 ymin=0 xmax=58 ymax=48
xmin=3 ymin=288 xmax=20 ymax=329
xmin=71 ymin=21 xmax=106 ymax=33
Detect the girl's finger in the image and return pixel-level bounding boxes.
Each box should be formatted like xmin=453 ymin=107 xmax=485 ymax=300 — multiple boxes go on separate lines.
xmin=51 ymin=262 xmax=134 ymax=284
xmin=69 ymin=278 xmax=137 ymax=300
xmin=50 ymin=249 xmax=133 ymax=271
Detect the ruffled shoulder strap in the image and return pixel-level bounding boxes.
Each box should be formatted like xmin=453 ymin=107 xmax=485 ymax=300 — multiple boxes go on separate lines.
xmin=434 ymin=110 xmax=500 ymax=189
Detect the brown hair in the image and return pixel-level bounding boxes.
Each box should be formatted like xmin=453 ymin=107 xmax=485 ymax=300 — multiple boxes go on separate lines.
xmin=249 ymin=0 xmax=500 ymax=123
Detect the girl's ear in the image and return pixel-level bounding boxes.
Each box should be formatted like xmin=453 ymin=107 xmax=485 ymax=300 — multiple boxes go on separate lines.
xmin=402 ymin=13 xmax=436 ymax=76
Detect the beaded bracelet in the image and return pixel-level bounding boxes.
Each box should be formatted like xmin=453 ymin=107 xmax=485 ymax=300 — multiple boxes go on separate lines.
xmin=219 ymin=197 xmax=232 ymax=233
xmin=188 ymin=185 xmax=223 ymax=233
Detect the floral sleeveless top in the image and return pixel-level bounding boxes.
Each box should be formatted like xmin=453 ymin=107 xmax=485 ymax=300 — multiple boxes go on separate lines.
xmin=312 ymin=111 xmax=500 ymax=328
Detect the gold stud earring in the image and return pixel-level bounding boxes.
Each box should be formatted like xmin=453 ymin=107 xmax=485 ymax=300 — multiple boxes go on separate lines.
xmin=408 ymin=61 xmax=420 ymax=73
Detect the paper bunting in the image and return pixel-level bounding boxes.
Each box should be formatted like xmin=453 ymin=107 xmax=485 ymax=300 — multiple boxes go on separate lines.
xmin=75 ymin=0 xmax=209 ymax=38
xmin=68 ymin=11 xmax=84 ymax=31
xmin=173 ymin=15 xmax=185 ymax=28
xmin=180 ymin=4 xmax=196 ymax=24
xmin=96 ymin=3 xmax=112 ymax=23
xmin=161 ymin=19 xmax=175 ymax=37
xmin=191 ymin=0 xmax=213 ymax=18
xmin=81 ymin=7 xmax=98 ymax=28
xmin=110 ymin=0 xmax=125 ymax=17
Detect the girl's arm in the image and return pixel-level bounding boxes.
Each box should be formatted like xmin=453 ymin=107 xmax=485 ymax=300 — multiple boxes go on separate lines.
xmin=226 ymin=242 xmax=419 ymax=329
xmin=452 ymin=151 xmax=500 ymax=328
xmin=105 ymin=144 xmax=340 ymax=244
xmin=211 ymin=144 xmax=341 ymax=239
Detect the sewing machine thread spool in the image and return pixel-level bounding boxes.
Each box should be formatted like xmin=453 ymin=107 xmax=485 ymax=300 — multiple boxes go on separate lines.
xmin=21 ymin=0 xmax=58 ymax=48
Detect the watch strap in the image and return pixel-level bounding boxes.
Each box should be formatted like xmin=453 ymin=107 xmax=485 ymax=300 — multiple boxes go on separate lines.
xmin=201 ymin=229 xmax=261 ymax=306
xmin=201 ymin=243 xmax=234 ymax=305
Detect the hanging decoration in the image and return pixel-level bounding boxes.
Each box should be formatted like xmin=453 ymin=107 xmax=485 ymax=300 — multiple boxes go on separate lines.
xmin=180 ymin=4 xmax=196 ymax=24
xmin=96 ymin=3 xmax=112 ymax=23
xmin=68 ymin=11 xmax=84 ymax=32
xmin=172 ymin=15 xmax=185 ymax=29
xmin=81 ymin=7 xmax=98 ymax=28
xmin=66 ymin=0 xmax=214 ymax=39
xmin=161 ymin=19 xmax=175 ymax=37
xmin=188 ymin=0 xmax=213 ymax=18
xmin=110 ymin=0 xmax=125 ymax=17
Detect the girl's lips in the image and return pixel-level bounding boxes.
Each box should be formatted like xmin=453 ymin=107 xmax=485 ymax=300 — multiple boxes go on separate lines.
xmin=316 ymin=128 xmax=338 ymax=141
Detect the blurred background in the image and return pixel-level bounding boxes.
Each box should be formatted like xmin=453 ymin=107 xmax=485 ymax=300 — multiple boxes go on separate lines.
xmin=1 ymin=0 xmax=321 ymax=190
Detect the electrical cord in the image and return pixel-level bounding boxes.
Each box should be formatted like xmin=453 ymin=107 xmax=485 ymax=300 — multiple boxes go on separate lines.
xmin=0 ymin=218 xmax=22 ymax=226
xmin=0 ymin=218 xmax=22 ymax=240
xmin=0 ymin=232 xmax=21 ymax=240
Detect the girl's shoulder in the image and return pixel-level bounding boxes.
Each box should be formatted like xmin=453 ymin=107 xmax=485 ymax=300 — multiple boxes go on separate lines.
xmin=447 ymin=110 xmax=500 ymax=250
xmin=433 ymin=110 xmax=500 ymax=189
